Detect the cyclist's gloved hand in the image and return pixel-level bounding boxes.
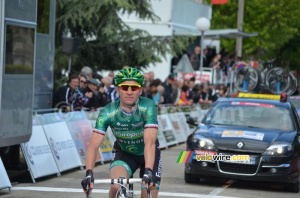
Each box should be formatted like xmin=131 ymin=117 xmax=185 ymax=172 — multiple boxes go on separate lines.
xmin=142 ymin=168 xmax=157 ymax=190
xmin=81 ymin=169 xmax=94 ymax=194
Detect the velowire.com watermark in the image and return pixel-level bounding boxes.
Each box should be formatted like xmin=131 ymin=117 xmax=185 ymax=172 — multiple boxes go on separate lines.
xmin=176 ymin=151 xmax=249 ymax=163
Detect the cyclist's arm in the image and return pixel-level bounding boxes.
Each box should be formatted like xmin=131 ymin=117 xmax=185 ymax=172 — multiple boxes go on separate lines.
xmin=86 ymin=108 xmax=109 ymax=170
xmin=85 ymin=133 xmax=104 ymax=170
xmin=144 ymin=128 xmax=157 ymax=170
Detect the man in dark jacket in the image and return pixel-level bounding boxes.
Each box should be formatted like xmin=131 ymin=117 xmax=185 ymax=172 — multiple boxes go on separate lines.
xmin=162 ymin=74 xmax=175 ymax=104
xmin=52 ymin=73 xmax=79 ymax=111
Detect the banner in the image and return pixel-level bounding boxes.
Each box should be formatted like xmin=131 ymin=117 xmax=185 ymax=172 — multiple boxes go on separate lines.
xmin=40 ymin=113 xmax=83 ymax=172
xmin=178 ymin=71 xmax=212 ymax=84
xmin=0 ymin=157 xmax=11 ymax=190
xmin=65 ymin=111 xmax=102 ymax=164
xmin=158 ymin=114 xmax=178 ymax=146
xmin=157 ymin=127 xmax=168 ymax=149
xmin=168 ymin=112 xmax=186 ymax=143
xmin=178 ymin=106 xmax=198 ymax=134
xmin=21 ymin=116 xmax=59 ymax=182
xmin=176 ymin=112 xmax=192 ymax=137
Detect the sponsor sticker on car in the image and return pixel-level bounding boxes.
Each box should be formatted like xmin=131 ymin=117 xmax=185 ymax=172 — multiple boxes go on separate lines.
xmin=222 ymin=130 xmax=264 ymax=141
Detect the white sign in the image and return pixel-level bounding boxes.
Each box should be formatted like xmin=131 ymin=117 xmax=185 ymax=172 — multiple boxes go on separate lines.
xmin=176 ymin=113 xmax=192 ymax=137
xmin=0 ymin=157 xmax=11 ymax=190
xmin=168 ymin=113 xmax=186 ymax=142
xmin=41 ymin=114 xmax=82 ymax=172
xmin=158 ymin=114 xmax=178 ymax=146
xmin=21 ymin=116 xmax=59 ymax=180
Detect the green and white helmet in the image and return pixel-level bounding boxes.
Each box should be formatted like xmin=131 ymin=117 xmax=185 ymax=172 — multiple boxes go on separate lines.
xmin=115 ymin=67 xmax=144 ymax=86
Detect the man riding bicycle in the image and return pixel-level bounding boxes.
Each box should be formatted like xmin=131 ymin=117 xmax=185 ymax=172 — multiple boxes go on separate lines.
xmin=81 ymin=67 xmax=161 ymax=198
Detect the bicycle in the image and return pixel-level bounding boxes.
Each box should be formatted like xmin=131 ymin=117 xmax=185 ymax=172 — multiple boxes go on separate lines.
xmin=86 ymin=176 xmax=151 ymax=198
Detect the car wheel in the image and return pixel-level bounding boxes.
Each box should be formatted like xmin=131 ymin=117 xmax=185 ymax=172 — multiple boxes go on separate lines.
xmin=184 ymin=171 xmax=199 ymax=183
xmin=285 ymin=181 xmax=299 ymax=193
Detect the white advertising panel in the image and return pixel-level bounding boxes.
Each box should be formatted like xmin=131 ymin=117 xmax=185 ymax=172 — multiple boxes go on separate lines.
xmin=158 ymin=114 xmax=178 ymax=146
xmin=21 ymin=116 xmax=59 ymax=180
xmin=40 ymin=113 xmax=82 ymax=172
xmin=176 ymin=112 xmax=192 ymax=136
xmin=0 ymin=157 xmax=11 ymax=190
xmin=168 ymin=113 xmax=186 ymax=142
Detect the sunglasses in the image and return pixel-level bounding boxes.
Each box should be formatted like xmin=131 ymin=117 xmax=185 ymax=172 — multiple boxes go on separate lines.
xmin=118 ymin=84 xmax=141 ymax=91
xmin=80 ymin=80 xmax=87 ymax=84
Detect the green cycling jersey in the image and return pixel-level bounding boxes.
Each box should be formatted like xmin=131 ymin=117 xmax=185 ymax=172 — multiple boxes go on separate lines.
xmin=93 ymin=96 xmax=158 ymax=155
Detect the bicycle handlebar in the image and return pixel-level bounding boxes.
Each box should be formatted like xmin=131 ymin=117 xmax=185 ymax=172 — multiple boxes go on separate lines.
xmin=94 ymin=178 xmax=142 ymax=184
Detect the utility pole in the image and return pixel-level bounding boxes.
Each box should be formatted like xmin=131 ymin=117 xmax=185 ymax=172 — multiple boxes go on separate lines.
xmin=236 ymin=0 xmax=244 ymax=57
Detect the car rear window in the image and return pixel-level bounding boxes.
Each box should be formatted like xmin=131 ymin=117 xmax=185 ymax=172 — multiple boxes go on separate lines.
xmin=204 ymin=101 xmax=294 ymax=131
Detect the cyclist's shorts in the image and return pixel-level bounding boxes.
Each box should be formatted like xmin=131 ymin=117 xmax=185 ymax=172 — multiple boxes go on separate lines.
xmin=110 ymin=139 xmax=161 ymax=190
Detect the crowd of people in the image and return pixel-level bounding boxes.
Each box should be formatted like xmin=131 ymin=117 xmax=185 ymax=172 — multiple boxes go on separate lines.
xmin=52 ymin=63 xmax=231 ymax=112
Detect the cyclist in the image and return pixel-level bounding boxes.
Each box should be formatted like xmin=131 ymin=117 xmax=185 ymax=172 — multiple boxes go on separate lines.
xmin=81 ymin=67 xmax=161 ymax=198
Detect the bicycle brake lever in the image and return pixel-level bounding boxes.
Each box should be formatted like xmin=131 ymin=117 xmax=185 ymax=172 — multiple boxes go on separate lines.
xmin=86 ymin=184 xmax=89 ymax=198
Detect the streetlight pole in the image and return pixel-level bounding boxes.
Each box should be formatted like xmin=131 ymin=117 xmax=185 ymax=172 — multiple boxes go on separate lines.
xmin=196 ymin=17 xmax=210 ymax=83
xmin=200 ymin=31 xmax=204 ymax=81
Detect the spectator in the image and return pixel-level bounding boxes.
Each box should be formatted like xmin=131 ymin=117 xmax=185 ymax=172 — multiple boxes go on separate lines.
xmin=85 ymin=78 xmax=106 ymax=110
xmin=213 ymin=85 xmax=226 ymax=102
xmin=178 ymin=85 xmax=191 ymax=106
xmin=79 ymin=75 xmax=88 ymax=93
xmin=162 ymin=74 xmax=175 ymax=104
xmin=80 ymin=66 xmax=103 ymax=83
xmin=150 ymin=84 xmax=157 ymax=101
xmin=192 ymin=84 xmax=202 ymax=104
xmin=189 ymin=46 xmax=201 ymax=70
xmin=152 ymin=78 xmax=162 ymax=87
xmin=108 ymin=71 xmax=115 ymax=85
xmin=103 ymin=76 xmax=118 ymax=103
xmin=142 ymin=73 xmax=151 ymax=98
xmin=199 ymin=84 xmax=213 ymax=105
xmin=52 ymin=73 xmax=79 ymax=111
xmin=72 ymin=87 xmax=89 ymax=111
xmin=174 ymin=80 xmax=184 ymax=105
xmin=149 ymin=71 xmax=155 ymax=84
xmin=186 ymin=77 xmax=195 ymax=101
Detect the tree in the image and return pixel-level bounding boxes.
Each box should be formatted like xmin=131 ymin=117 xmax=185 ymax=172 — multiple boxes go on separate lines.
xmin=204 ymin=0 xmax=300 ymax=67
xmin=55 ymin=0 xmax=191 ymax=85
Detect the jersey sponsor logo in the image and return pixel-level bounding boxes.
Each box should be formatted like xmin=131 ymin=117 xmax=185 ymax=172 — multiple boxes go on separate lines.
xmin=115 ymin=131 xmax=144 ymax=138
xmin=131 ymin=122 xmax=144 ymax=128
xmin=125 ymin=145 xmax=139 ymax=153
xmin=114 ymin=128 xmax=129 ymax=131
xmin=117 ymin=122 xmax=128 ymax=127
xmin=97 ymin=118 xmax=104 ymax=125
xmin=156 ymin=158 xmax=162 ymax=178
xmin=138 ymin=106 xmax=147 ymax=112
xmin=107 ymin=110 xmax=118 ymax=118
xmin=119 ymin=138 xmax=144 ymax=144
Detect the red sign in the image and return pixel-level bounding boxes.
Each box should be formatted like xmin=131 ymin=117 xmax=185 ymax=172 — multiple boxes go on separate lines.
xmin=211 ymin=0 xmax=228 ymax=4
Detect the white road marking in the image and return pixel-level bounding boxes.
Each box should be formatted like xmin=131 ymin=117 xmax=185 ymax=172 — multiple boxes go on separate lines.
xmin=208 ymin=179 xmax=236 ymax=196
xmin=12 ymin=187 xmax=238 ymax=198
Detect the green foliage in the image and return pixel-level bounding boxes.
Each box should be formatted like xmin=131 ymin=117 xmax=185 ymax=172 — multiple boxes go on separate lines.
xmin=204 ymin=0 xmax=300 ymax=67
xmin=55 ymin=0 xmax=191 ymax=80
